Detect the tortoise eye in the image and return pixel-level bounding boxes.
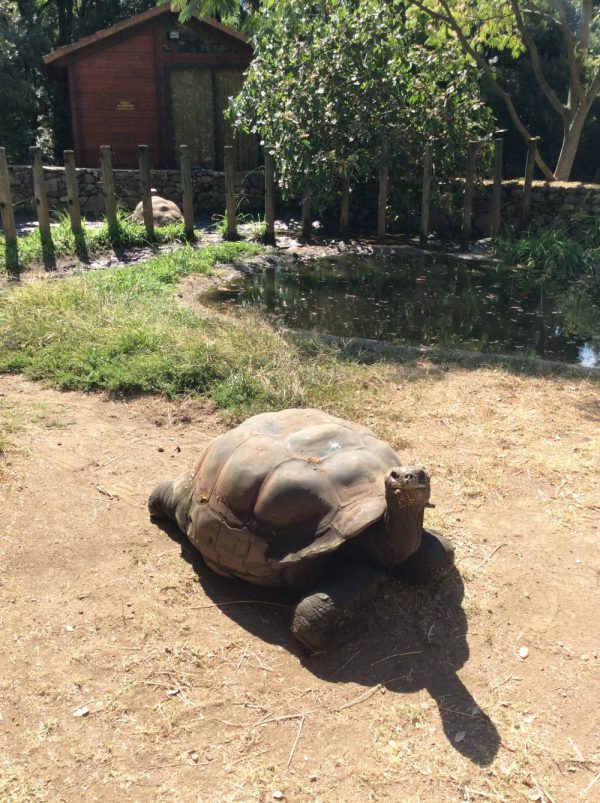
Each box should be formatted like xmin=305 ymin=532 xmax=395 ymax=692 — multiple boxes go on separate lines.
xmin=390 ymin=470 xmax=399 ymax=479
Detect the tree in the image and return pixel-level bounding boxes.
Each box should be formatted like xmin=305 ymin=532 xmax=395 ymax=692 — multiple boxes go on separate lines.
xmin=411 ymin=0 xmax=600 ymax=180
xmin=232 ymin=0 xmax=492 ymax=211
xmin=168 ymin=0 xmax=260 ymax=29
xmin=0 ymin=0 xmax=49 ymax=161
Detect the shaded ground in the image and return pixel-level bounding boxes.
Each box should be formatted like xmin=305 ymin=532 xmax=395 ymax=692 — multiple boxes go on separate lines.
xmin=1 ymin=368 xmax=599 ymax=802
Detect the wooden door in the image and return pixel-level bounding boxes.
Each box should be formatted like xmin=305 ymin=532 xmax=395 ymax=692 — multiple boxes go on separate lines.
xmin=170 ymin=69 xmax=215 ymax=168
xmin=214 ymin=68 xmax=257 ymax=171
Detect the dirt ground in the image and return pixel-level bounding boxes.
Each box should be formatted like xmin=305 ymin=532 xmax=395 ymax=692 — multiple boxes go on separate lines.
xmin=0 ymin=366 xmax=599 ymax=802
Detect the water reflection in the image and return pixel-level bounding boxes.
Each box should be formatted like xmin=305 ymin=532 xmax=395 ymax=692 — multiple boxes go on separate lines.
xmin=205 ymin=255 xmax=600 ymax=367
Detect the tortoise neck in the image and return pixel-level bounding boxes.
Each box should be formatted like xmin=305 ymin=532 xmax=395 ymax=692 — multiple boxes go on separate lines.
xmin=383 ymin=501 xmax=424 ymax=566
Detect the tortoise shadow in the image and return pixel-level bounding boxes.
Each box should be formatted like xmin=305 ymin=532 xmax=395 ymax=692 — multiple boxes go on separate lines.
xmin=155 ymin=518 xmax=500 ymax=767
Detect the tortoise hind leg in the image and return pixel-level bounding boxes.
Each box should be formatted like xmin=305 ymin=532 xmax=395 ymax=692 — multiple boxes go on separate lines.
xmin=291 ymin=561 xmax=388 ymax=653
xmin=148 ymin=470 xmax=193 ymax=532
xmin=395 ymin=528 xmax=455 ymax=585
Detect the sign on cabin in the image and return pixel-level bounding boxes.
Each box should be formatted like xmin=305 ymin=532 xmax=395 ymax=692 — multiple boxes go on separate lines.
xmin=43 ymin=7 xmax=257 ymax=171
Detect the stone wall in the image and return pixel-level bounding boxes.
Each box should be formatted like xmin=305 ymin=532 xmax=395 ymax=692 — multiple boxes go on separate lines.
xmin=335 ymin=178 xmax=600 ymax=236
xmin=4 ymin=162 xmax=600 ymax=237
xmin=6 ymin=164 xmax=265 ymax=218
xmin=469 ymin=180 xmax=600 ymax=235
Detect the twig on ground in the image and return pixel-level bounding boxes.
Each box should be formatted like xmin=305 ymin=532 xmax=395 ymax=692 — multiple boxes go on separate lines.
xmin=235 ymin=649 xmax=247 ymax=672
xmin=437 ymin=704 xmax=482 ymax=719
xmin=490 ymin=673 xmax=520 ymax=692
xmin=287 ymin=713 xmax=305 ymax=768
xmin=582 ymin=772 xmax=600 ymax=796
xmin=247 ymin=651 xmax=278 ymax=674
xmin=191 ymin=600 xmax=292 ymax=610
xmin=337 ymin=684 xmax=383 ymax=711
xmin=93 ymin=440 xmax=143 ymax=469
xmin=96 ymin=485 xmax=119 ymax=500
xmin=568 ymin=736 xmax=585 ymax=761
xmin=254 ymin=712 xmax=305 ymax=727
xmin=379 ymin=673 xmax=410 ymax=685
xmin=330 ymin=650 xmax=360 ymax=678
xmin=370 ymin=650 xmax=423 ymax=667
xmin=473 ymin=543 xmax=506 ymax=572
xmin=533 ymin=777 xmax=556 ymax=803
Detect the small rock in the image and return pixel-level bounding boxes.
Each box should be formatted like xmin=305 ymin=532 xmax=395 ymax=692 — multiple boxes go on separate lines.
xmin=65 ymin=624 xmax=75 ymax=632
xmin=191 ymin=752 xmax=199 ymax=763
xmin=273 ymin=792 xmax=285 ymax=801
xmin=454 ymin=730 xmax=466 ymax=743
xmin=518 ymin=646 xmax=529 ymax=660
xmin=72 ymin=705 xmax=90 ymax=718
xmin=309 ymin=774 xmax=317 ymax=782
xmin=157 ymin=446 xmax=165 ymax=452
xmin=580 ymin=654 xmax=590 ymax=661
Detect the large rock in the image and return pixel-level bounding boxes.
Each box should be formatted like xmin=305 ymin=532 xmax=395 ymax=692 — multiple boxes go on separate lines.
xmin=132 ymin=193 xmax=183 ymax=226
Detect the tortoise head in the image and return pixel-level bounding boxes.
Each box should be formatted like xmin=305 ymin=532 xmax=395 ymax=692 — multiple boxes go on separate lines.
xmin=385 ymin=466 xmax=431 ymax=510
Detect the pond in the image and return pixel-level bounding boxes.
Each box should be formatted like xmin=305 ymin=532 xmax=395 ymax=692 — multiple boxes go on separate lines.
xmin=203 ymin=253 xmax=600 ymax=367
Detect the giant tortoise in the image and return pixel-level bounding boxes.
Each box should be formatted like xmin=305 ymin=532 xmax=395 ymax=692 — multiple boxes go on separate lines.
xmin=148 ymin=408 xmax=454 ymax=651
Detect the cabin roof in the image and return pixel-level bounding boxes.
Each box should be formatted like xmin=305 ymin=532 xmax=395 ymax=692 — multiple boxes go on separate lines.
xmin=43 ymin=6 xmax=249 ymax=67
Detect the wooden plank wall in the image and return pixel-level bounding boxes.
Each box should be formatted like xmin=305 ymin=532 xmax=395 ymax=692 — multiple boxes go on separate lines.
xmin=70 ymin=29 xmax=160 ymax=168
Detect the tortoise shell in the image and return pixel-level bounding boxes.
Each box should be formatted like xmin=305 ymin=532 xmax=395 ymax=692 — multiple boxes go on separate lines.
xmin=185 ymin=409 xmax=400 ymax=588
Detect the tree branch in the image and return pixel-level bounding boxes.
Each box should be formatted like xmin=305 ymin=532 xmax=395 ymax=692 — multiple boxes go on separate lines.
xmin=412 ymin=0 xmax=557 ymax=179
xmin=552 ymin=0 xmax=586 ymax=104
xmin=580 ymin=0 xmax=592 ymax=51
xmin=585 ymin=65 xmax=600 ymax=108
xmin=511 ymin=0 xmax=568 ymax=116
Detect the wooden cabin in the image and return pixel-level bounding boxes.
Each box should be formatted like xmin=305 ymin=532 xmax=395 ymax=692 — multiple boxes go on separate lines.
xmin=43 ymin=7 xmax=256 ymax=170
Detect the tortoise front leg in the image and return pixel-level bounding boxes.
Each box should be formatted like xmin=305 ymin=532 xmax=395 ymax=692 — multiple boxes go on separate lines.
xmin=394 ymin=528 xmax=455 ymax=585
xmin=291 ymin=561 xmax=388 ymax=652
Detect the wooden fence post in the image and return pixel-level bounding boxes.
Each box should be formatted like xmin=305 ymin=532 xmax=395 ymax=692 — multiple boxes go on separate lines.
xmin=138 ymin=145 xmax=155 ymax=239
xmin=460 ymin=140 xmax=479 ymax=251
xmin=179 ymin=145 xmax=194 ymax=240
xmin=339 ymin=167 xmax=350 ymax=239
xmin=264 ymin=148 xmax=276 ymax=245
xmin=419 ymin=143 xmax=432 ymax=248
xmin=63 ymin=150 xmax=82 ymax=236
xmin=377 ymin=139 xmax=389 ymax=242
xmin=0 ymin=147 xmax=19 ymax=273
xmin=100 ymin=145 xmax=117 ymax=232
xmin=490 ymin=135 xmax=504 ymax=236
xmin=223 ymin=144 xmax=238 ymax=240
xmin=520 ymin=137 xmax=538 ymax=228
xmin=30 ymin=146 xmax=52 ymax=242
xmin=301 ymin=154 xmax=312 ymax=240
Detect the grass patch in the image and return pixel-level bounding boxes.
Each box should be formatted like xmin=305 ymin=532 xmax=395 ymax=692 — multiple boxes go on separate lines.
xmin=0 ymin=210 xmax=188 ymax=273
xmin=491 ymin=225 xmax=599 ymax=278
xmin=0 ymin=241 xmax=368 ymax=419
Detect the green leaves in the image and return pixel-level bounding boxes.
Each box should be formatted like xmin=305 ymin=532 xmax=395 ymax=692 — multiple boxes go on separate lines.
xmin=233 ymin=0 xmax=491 ymax=211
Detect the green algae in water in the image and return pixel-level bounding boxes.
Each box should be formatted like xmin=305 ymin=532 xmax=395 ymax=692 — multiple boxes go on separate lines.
xmin=204 ymin=254 xmax=600 ymax=367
